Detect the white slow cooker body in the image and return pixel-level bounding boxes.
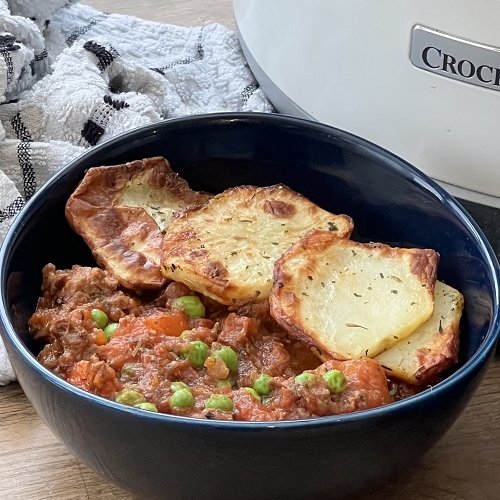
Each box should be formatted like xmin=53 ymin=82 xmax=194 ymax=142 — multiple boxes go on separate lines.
xmin=234 ymin=0 xmax=500 ymax=207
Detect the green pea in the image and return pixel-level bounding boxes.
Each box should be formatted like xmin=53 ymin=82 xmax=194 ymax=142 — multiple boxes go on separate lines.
xmin=214 ymin=346 xmax=238 ymax=373
xmin=134 ymin=402 xmax=158 ymax=412
xmin=169 ymin=388 xmax=194 ymax=409
xmin=183 ymin=340 xmax=209 ymax=367
xmin=171 ymin=381 xmax=190 ymax=392
xmin=205 ymin=394 xmax=234 ymax=412
xmin=180 ymin=330 xmax=193 ymax=339
xmin=216 ymin=378 xmax=233 ymax=389
xmin=295 ymin=372 xmax=316 ymax=386
xmin=104 ymin=322 xmax=119 ymax=341
xmin=323 ymin=369 xmax=347 ymax=393
xmin=252 ymin=373 xmax=272 ymax=396
xmin=244 ymin=387 xmax=261 ymax=402
xmin=115 ymin=388 xmax=146 ymax=406
xmin=172 ymin=295 xmax=206 ymax=318
xmin=120 ymin=362 xmax=140 ymax=379
xmin=91 ymin=308 xmax=109 ymax=329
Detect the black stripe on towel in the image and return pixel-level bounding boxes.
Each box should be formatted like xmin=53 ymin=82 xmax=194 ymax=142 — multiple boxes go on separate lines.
xmin=11 ymin=112 xmax=32 ymax=142
xmin=66 ymin=13 xmax=110 ymax=47
xmin=83 ymin=41 xmax=119 ymax=71
xmin=11 ymin=113 xmax=36 ymax=200
xmin=17 ymin=141 xmax=36 ymax=200
xmin=81 ymin=120 xmax=105 ymax=147
xmin=0 ymin=196 xmax=25 ymax=224
xmin=1 ymin=51 xmax=14 ymax=84
xmin=34 ymin=49 xmax=48 ymax=62
xmin=241 ymin=83 xmax=259 ymax=106
xmin=81 ymin=94 xmax=129 ymax=146
xmin=103 ymin=94 xmax=129 ymax=110
xmin=150 ymin=27 xmax=205 ymax=74
xmin=0 ymin=34 xmax=20 ymax=52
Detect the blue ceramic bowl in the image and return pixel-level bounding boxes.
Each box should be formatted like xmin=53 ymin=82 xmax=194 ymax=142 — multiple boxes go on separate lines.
xmin=1 ymin=113 xmax=499 ymax=500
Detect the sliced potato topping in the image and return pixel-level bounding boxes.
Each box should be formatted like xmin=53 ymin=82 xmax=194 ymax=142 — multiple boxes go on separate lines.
xmin=270 ymin=230 xmax=439 ymax=359
xmin=161 ymin=185 xmax=353 ymax=305
xmin=375 ymin=281 xmax=463 ymax=384
xmin=65 ymin=156 xmax=210 ymax=290
xmin=65 ymin=156 xmax=463 ymax=387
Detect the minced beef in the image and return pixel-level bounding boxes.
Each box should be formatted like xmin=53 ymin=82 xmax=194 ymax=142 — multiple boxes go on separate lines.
xmin=29 ymin=263 xmax=396 ymax=421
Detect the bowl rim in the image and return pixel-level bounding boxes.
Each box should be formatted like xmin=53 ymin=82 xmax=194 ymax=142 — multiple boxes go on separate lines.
xmin=1 ymin=111 xmax=499 ymax=430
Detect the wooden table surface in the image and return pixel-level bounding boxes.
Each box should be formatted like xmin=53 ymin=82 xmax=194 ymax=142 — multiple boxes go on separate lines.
xmin=1 ymin=1 xmax=500 ymax=499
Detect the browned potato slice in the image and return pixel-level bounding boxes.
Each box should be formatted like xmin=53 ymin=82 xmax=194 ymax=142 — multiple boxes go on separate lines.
xmin=375 ymin=281 xmax=463 ymax=384
xmin=270 ymin=230 xmax=438 ymax=359
xmin=66 ymin=156 xmax=210 ymax=290
xmin=161 ymin=185 xmax=353 ymax=305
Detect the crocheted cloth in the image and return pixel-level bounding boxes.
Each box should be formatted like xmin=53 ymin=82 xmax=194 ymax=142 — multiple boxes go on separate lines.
xmin=0 ymin=0 xmax=273 ymax=384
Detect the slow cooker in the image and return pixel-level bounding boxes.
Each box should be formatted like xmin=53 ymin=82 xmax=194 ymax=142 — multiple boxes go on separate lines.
xmin=234 ymin=0 xmax=500 ymax=256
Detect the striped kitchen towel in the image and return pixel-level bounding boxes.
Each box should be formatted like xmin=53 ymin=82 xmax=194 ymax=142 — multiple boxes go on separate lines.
xmin=0 ymin=0 xmax=273 ymax=384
